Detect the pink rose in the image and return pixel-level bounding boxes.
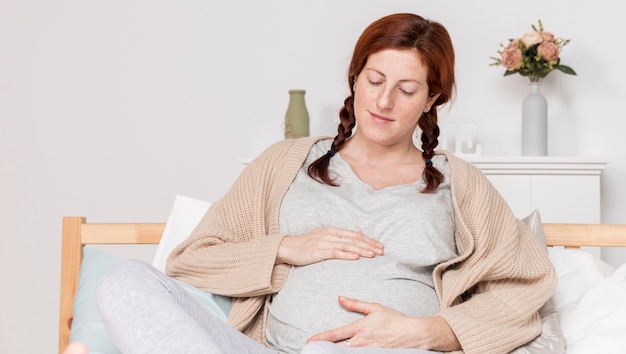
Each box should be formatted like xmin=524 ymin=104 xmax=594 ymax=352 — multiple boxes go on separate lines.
xmin=501 ymin=47 xmax=523 ymax=70
xmin=538 ymin=41 xmax=559 ymax=62
xmin=521 ymin=31 xmax=543 ymax=47
xmin=506 ymin=39 xmax=520 ymax=49
xmin=540 ymin=31 xmax=555 ymax=42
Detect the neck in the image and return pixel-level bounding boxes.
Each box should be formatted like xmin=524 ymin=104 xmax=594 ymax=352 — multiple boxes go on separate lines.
xmin=342 ymin=135 xmax=421 ymax=166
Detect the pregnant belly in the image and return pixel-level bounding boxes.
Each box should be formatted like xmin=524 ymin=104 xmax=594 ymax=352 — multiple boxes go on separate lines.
xmin=265 ymin=257 xmax=439 ymax=350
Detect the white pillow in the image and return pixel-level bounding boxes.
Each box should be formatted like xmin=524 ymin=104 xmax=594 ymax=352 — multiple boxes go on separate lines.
xmin=558 ymin=263 xmax=626 ymax=353
xmin=548 ymin=247 xmax=614 ymax=313
xmin=521 ymin=209 xmax=546 ymax=250
xmin=152 ymin=194 xmax=212 ymax=272
xmin=512 ymin=210 xmax=566 ymax=353
xmin=546 ymin=247 xmax=625 ymax=354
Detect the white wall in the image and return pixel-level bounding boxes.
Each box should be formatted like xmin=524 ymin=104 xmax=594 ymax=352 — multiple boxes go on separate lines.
xmin=1 ymin=0 xmax=625 ymax=352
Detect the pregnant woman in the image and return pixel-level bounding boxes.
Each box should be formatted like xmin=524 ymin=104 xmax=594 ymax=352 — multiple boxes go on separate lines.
xmin=94 ymin=12 xmax=556 ymax=354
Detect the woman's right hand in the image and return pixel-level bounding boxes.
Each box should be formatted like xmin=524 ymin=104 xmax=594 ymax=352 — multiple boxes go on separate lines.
xmin=275 ymin=227 xmax=384 ymax=266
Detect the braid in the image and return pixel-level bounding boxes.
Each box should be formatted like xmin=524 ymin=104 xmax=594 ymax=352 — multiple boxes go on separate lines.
xmin=308 ymin=13 xmax=454 ymax=192
xmin=418 ymin=110 xmax=444 ymax=193
xmin=307 ymin=96 xmax=356 ymax=185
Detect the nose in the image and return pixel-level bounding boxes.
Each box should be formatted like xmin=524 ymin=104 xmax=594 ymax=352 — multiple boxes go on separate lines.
xmin=377 ymin=86 xmax=394 ymax=110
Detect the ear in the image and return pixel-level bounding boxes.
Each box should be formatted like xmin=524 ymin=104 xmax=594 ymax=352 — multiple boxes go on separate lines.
xmin=424 ymin=93 xmax=441 ymax=113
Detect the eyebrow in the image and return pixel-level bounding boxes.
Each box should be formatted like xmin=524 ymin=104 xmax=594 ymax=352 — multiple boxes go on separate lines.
xmin=364 ymin=68 xmax=422 ymax=85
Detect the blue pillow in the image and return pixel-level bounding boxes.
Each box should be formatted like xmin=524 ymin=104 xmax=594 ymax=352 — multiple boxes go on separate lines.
xmin=70 ymin=247 xmax=232 ymax=353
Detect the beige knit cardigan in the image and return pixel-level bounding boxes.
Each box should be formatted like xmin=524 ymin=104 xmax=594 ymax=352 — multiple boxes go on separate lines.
xmin=166 ymin=136 xmax=556 ymax=354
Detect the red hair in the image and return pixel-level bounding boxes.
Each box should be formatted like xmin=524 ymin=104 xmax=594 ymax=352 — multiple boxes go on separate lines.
xmin=308 ymin=13 xmax=456 ymax=193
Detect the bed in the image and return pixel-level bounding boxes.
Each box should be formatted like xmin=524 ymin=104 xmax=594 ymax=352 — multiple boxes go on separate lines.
xmin=58 ymin=195 xmax=626 ymax=354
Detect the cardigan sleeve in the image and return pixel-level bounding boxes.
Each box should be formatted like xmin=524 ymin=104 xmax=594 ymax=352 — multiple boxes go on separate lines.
xmin=165 ymin=140 xmax=300 ymax=297
xmin=166 ymin=137 xmax=323 ymax=342
xmin=435 ymin=154 xmax=557 ymax=354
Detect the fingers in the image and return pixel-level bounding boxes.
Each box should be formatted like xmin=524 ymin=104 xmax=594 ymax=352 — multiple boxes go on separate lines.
xmin=307 ymin=323 xmax=354 ymax=345
xmin=338 ymin=296 xmax=378 ymax=315
xmin=307 ymin=297 xmax=378 ymax=346
xmin=276 ymin=227 xmax=384 ymax=266
xmin=329 ymin=228 xmax=384 ymax=257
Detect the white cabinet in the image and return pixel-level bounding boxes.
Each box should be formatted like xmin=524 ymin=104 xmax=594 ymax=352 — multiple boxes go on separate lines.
xmin=465 ymin=156 xmax=608 ymax=258
xmin=465 ymin=156 xmax=607 ymax=223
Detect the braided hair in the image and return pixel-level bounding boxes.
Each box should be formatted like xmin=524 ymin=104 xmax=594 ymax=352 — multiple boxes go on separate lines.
xmin=308 ymin=13 xmax=455 ymax=193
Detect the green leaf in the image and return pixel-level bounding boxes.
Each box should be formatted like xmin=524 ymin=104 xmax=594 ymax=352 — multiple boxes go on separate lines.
xmin=556 ymin=65 xmax=577 ymax=75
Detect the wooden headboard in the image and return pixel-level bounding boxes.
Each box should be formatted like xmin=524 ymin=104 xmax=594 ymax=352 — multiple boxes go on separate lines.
xmin=58 ymin=217 xmax=165 ymax=354
xmin=58 ymin=216 xmax=626 ymax=354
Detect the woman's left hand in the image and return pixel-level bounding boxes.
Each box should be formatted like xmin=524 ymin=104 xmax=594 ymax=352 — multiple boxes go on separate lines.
xmin=306 ymin=296 xmax=461 ymax=351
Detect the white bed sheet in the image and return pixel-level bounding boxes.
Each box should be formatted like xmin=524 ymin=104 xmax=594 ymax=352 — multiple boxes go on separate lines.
xmin=548 ymin=247 xmax=626 ymax=353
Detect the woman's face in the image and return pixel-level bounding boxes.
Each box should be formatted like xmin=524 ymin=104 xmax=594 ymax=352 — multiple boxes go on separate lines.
xmin=353 ymin=48 xmax=439 ymax=147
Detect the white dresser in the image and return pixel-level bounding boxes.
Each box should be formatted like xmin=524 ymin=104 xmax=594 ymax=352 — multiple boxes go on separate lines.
xmin=465 ymin=156 xmax=607 ymax=223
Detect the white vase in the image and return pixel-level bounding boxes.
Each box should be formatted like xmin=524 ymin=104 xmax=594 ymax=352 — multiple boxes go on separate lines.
xmin=521 ymin=82 xmax=548 ymax=156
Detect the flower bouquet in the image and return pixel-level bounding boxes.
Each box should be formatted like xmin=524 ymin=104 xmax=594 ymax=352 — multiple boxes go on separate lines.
xmin=490 ymin=20 xmax=576 ymax=82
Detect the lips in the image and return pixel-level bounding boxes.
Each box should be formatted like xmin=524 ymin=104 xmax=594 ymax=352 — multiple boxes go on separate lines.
xmin=370 ymin=111 xmax=394 ymax=123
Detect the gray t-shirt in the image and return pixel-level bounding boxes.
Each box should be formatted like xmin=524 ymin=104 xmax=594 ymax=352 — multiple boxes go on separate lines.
xmin=265 ymin=139 xmax=456 ymax=354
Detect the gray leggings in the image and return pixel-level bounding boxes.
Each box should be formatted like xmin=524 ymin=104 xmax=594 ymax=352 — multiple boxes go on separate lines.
xmin=97 ymin=260 xmax=440 ymax=354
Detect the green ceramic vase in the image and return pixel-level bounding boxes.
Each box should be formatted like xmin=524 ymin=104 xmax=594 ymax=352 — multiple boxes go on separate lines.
xmin=284 ymin=89 xmax=310 ymax=139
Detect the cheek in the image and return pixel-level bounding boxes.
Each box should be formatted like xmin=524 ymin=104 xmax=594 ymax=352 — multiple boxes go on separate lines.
xmin=355 ymin=81 xmax=382 ymax=99
xmin=352 ymin=87 xmax=371 ymax=112
xmin=399 ymin=102 xmax=429 ymax=125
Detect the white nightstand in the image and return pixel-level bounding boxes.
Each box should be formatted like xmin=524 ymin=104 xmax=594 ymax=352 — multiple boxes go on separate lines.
xmin=464 ymin=156 xmax=607 ymax=224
